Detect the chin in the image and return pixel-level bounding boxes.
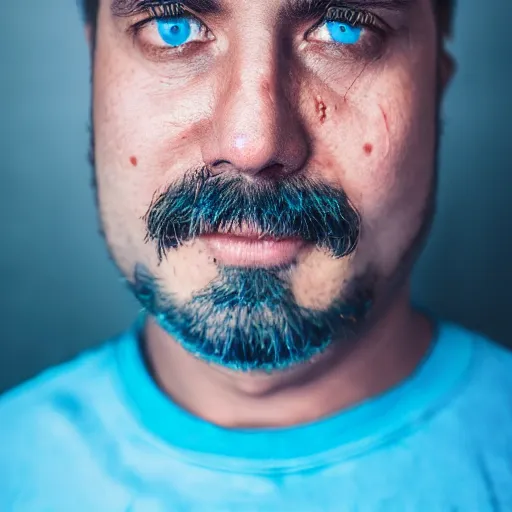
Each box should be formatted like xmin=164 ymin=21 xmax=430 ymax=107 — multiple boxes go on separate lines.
xmin=131 ymin=263 xmax=374 ymax=372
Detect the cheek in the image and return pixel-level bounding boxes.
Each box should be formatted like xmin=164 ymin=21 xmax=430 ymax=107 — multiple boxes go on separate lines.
xmin=93 ymin=38 xmax=212 ymax=197
xmin=153 ymin=241 xmax=220 ymax=303
xmin=94 ymin=80 xmax=211 ymax=186
xmin=309 ymin=65 xmax=436 ymax=201
xmin=92 ymin=37 xmax=220 ymax=283
xmin=291 ymin=249 xmax=356 ymax=310
xmin=93 ymin=31 xmax=216 ymax=186
xmin=299 ymin=53 xmax=437 ymax=275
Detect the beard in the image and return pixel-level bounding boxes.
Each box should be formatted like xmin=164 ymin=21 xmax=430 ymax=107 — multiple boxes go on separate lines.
xmin=128 ymin=167 xmax=371 ymax=372
xmin=132 ymin=263 xmax=374 ymax=372
xmin=91 ymin=149 xmax=439 ymax=374
xmin=90 ymin=79 xmax=442 ymax=374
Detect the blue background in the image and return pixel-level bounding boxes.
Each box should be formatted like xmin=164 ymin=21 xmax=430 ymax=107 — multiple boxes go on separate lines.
xmin=0 ymin=1 xmax=510 ymax=392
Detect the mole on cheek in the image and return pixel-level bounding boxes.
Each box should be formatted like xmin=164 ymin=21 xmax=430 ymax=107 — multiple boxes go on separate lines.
xmin=363 ymin=143 xmax=373 ymax=155
xmin=129 ymin=156 xmax=138 ymax=167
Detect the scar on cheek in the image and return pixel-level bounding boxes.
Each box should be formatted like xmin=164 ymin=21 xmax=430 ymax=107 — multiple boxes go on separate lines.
xmin=315 ymin=95 xmax=327 ymax=124
xmin=363 ymin=143 xmax=373 ymax=155
xmin=129 ymin=156 xmax=138 ymax=167
xmin=379 ymin=105 xmax=389 ymax=134
xmin=378 ymin=104 xmax=391 ymax=157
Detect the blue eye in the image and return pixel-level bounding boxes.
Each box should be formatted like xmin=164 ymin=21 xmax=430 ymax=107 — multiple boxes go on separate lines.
xmin=157 ymin=18 xmax=194 ymax=47
xmin=326 ymin=21 xmax=362 ymax=45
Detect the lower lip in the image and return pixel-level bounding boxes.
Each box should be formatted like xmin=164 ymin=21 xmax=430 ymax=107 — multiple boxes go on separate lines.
xmin=202 ymin=235 xmax=306 ymax=267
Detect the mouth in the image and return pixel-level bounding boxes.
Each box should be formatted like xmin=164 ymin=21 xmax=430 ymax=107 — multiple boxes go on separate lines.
xmin=201 ymin=230 xmax=307 ymax=268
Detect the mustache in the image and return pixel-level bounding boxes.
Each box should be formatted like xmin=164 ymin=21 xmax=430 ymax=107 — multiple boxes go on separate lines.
xmin=144 ymin=167 xmax=361 ymax=261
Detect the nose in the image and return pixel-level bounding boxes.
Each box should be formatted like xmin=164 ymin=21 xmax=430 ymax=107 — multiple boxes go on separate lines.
xmin=203 ymin=47 xmax=310 ymax=179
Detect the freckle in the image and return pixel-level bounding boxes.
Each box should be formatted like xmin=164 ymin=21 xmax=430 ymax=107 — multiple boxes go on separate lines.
xmin=363 ymin=143 xmax=373 ymax=155
xmin=129 ymin=156 xmax=138 ymax=167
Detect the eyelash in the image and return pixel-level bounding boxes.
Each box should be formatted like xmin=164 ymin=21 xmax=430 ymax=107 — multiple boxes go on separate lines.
xmin=129 ymin=2 xmax=387 ymax=46
xmin=323 ymin=6 xmax=385 ymax=33
xmin=144 ymin=2 xmax=186 ymax=18
xmin=129 ymin=2 xmax=187 ymax=37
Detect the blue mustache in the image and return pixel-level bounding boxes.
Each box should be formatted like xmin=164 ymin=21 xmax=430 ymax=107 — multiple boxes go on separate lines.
xmin=144 ymin=167 xmax=361 ymax=261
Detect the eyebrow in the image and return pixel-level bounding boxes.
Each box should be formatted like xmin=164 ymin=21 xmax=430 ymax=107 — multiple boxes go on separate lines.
xmin=111 ymin=0 xmax=222 ymax=17
xmin=284 ymin=0 xmax=414 ymax=20
xmin=111 ymin=0 xmax=412 ymax=19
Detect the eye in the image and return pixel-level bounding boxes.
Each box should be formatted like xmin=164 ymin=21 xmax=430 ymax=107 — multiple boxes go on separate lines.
xmin=310 ymin=21 xmax=363 ymax=46
xmin=156 ymin=17 xmax=208 ymax=48
xmin=326 ymin=22 xmax=362 ymax=45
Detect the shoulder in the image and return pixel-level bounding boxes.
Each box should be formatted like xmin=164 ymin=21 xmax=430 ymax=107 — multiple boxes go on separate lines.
xmin=439 ymin=321 xmax=512 ymax=435
xmin=447 ymin=321 xmax=512 ymax=385
xmin=440 ymin=320 xmax=512 ymax=396
xmin=435 ymin=323 xmax=512 ymax=500
xmin=0 ymin=333 xmax=129 ymax=504
xmin=0 ymin=338 xmax=119 ymax=417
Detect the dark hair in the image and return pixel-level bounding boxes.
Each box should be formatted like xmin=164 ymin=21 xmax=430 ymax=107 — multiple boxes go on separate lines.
xmin=82 ymin=0 xmax=99 ymax=26
xmin=80 ymin=0 xmax=455 ymax=31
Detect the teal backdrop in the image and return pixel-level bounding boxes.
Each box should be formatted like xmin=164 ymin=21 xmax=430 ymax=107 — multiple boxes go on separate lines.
xmin=0 ymin=2 xmax=510 ymax=392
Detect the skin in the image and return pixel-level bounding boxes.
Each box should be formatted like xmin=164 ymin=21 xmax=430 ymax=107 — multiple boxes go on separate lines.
xmin=91 ymin=0 xmax=454 ymax=427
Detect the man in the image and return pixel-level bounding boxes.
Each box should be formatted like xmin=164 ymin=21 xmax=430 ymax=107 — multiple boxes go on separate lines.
xmin=1 ymin=0 xmax=511 ymax=509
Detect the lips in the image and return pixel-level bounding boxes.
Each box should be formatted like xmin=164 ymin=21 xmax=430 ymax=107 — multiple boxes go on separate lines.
xmin=201 ymin=231 xmax=307 ymax=268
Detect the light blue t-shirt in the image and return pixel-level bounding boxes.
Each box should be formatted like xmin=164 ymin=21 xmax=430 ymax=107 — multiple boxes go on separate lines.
xmin=1 ymin=320 xmax=512 ymax=511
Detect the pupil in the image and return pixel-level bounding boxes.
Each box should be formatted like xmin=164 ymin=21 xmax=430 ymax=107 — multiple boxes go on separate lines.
xmin=339 ymin=25 xmax=347 ymax=32
xmin=171 ymin=25 xmax=180 ymax=34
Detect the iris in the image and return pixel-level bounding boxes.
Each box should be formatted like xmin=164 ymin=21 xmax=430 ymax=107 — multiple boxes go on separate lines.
xmin=326 ymin=22 xmax=362 ymax=45
xmin=157 ymin=18 xmax=193 ymax=47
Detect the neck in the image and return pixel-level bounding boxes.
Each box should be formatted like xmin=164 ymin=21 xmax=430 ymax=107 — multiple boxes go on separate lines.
xmin=143 ymin=287 xmax=433 ymax=429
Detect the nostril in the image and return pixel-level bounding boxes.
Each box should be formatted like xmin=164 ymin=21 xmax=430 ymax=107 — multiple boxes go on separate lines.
xmin=212 ymin=160 xmax=231 ymax=168
xmin=210 ymin=160 xmax=235 ymax=176
xmin=208 ymin=160 xmax=286 ymax=179
xmin=255 ymin=163 xmax=286 ymax=180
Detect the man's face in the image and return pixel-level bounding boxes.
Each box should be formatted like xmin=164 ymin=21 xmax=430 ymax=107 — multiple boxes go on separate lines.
xmin=92 ymin=0 xmax=441 ymax=371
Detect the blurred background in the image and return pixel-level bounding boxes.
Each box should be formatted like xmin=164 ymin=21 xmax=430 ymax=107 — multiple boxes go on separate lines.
xmin=0 ymin=1 xmax=511 ymax=393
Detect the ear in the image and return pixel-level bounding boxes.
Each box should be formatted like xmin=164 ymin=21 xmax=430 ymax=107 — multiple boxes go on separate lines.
xmin=85 ymin=24 xmax=93 ymax=49
xmin=439 ymin=46 xmax=456 ymax=92
xmin=437 ymin=3 xmax=456 ymax=94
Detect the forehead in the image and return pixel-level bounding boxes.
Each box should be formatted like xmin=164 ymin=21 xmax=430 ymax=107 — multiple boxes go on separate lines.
xmin=109 ymin=0 xmax=420 ymax=17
